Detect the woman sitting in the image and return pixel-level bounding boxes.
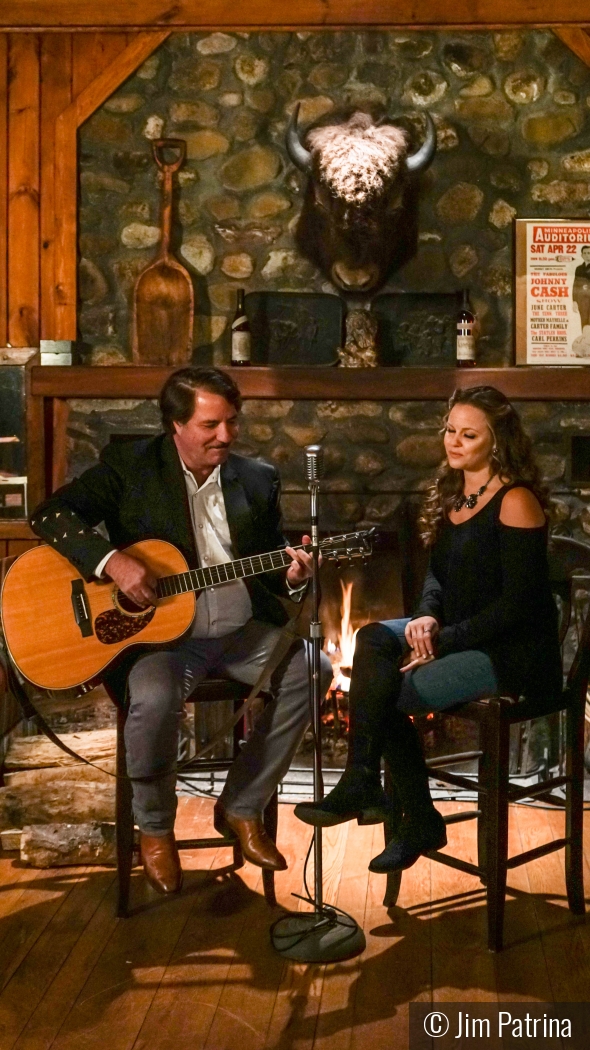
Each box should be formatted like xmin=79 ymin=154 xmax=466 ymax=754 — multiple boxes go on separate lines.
xmin=295 ymin=385 xmax=562 ymax=874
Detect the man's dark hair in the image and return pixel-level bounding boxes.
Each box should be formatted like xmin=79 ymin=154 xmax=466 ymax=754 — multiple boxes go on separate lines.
xmin=159 ymin=367 xmax=242 ymax=434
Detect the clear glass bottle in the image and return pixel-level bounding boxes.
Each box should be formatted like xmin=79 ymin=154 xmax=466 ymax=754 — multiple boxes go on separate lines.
xmin=456 ymin=288 xmax=476 ymax=368
xmin=231 ymin=289 xmax=251 ymax=366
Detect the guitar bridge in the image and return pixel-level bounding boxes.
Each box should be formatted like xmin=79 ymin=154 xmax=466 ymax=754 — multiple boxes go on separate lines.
xmin=71 ymin=579 xmax=93 ymax=638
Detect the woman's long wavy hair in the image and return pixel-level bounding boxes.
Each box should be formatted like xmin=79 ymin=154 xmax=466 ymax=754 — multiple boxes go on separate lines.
xmin=418 ymin=386 xmax=550 ymax=547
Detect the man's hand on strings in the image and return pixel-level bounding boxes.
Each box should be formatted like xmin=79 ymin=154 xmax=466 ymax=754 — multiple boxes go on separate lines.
xmin=105 ymin=551 xmax=157 ymax=609
xmin=285 ymin=534 xmax=319 ymax=586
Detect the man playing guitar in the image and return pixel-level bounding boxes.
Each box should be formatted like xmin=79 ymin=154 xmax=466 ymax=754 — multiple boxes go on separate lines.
xmin=30 ymin=367 xmax=332 ymax=894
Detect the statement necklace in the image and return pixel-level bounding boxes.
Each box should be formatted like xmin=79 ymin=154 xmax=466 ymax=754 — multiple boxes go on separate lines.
xmin=454 ymin=473 xmax=496 ymax=513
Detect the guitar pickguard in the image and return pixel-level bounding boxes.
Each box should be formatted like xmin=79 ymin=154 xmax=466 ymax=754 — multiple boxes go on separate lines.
xmin=95 ymin=607 xmax=156 ymax=645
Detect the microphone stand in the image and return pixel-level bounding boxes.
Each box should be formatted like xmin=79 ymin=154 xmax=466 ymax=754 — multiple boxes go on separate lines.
xmin=270 ymin=447 xmax=366 ymax=963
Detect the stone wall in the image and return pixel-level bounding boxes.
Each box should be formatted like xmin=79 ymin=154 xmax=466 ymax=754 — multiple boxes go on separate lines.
xmin=78 ymin=29 xmax=590 ymax=367
xmin=65 ymin=396 xmax=589 ymax=537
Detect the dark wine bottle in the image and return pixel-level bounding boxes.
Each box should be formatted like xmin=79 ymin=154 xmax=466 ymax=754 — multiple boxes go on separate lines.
xmin=231 ymin=288 xmax=251 ymax=366
xmin=456 ymin=288 xmax=476 ymax=368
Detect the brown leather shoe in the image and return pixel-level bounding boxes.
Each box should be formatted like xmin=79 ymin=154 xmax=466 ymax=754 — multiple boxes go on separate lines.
xmin=214 ymin=801 xmax=287 ymax=871
xmin=140 ymin=831 xmax=183 ymax=894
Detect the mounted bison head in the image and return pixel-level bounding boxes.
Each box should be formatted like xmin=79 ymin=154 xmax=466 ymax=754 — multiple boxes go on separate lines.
xmin=286 ymin=106 xmax=436 ymax=293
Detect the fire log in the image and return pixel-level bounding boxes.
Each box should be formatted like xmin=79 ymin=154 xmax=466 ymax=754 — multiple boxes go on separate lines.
xmin=20 ymin=822 xmax=117 ymax=867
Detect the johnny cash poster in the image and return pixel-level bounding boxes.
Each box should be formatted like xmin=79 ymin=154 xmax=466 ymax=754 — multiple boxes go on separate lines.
xmin=515 ymin=218 xmax=590 ymax=364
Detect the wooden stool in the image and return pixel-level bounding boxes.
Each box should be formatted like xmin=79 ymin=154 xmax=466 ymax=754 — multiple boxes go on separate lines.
xmin=383 ymin=534 xmax=590 ymax=952
xmin=114 ymin=677 xmax=278 ymax=917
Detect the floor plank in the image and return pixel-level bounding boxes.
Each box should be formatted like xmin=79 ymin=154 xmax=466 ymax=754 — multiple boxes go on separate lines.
xmin=348 ymin=822 xmax=432 ymax=1050
xmin=0 ymin=867 xmax=84 ymax=994
xmin=263 ymin=806 xmax=326 ymax=1050
xmin=0 ymin=797 xmax=587 ymax=1050
xmin=0 ymin=868 xmax=114 ymax=1050
xmin=515 ymin=803 xmax=590 ymax=1002
xmin=313 ymin=821 xmax=374 ymax=1050
xmin=493 ymin=804 xmax=552 ymax=1002
xmin=430 ymin=803 xmax=498 ymax=1005
xmin=12 ymin=878 xmax=119 ymax=1050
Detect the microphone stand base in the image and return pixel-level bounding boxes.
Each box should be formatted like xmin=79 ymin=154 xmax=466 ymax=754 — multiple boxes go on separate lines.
xmin=270 ymin=908 xmax=366 ymax=963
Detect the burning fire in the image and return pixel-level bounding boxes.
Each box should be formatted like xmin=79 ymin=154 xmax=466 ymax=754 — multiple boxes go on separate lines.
xmin=325 ymin=580 xmax=366 ymax=693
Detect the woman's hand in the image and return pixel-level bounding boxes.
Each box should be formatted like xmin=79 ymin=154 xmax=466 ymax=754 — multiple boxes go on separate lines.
xmin=404 ymin=616 xmax=438 ymax=660
xmin=400 ymin=651 xmax=436 ymax=673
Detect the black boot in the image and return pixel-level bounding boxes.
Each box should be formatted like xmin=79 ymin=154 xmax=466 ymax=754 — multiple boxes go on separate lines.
xmin=370 ymin=710 xmax=447 ymax=873
xmin=369 ymin=809 xmax=447 ymax=873
xmin=296 ymin=621 xmax=401 ymax=827
xmin=294 ymin=765 xmax=388 ymax=827
xmin=296 ymin=624 xmax=402 ymax=829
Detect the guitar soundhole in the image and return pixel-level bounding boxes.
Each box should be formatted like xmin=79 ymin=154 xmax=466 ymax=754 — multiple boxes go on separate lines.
xmin=95 ymin=607 xmax=155 ymax=645
xmin=116 ymin=590 xmax=148 ymax=614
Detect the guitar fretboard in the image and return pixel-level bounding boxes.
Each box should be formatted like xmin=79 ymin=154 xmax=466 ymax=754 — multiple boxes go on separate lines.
xmin=155 ymin=546 xmax=303 ymax=599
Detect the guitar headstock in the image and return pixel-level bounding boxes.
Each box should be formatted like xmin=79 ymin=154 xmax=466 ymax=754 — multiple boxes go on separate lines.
xmin=319 ymin=528 xmax=377 ymax=564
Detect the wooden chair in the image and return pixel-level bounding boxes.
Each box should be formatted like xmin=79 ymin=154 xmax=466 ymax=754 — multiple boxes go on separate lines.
xmin=383 ymin=534 xmax=590 ymax=952
xmin=114 ymin=677 xmax=278 ymax=917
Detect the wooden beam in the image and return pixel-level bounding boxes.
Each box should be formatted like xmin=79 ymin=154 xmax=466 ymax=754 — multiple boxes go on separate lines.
xmin=52 ymin=30 xmax=169 ymax=340
xmin=40 ymin=33 xmax=72 ymax=340
xmin=7 ymin=34 xmax=40 ymax=348
xmin=0 ymin=1 xmax=589 ymax=30
xmin=29 ymin=365 xmax=590 ymax=401
xmin=25 ymin=355 xmax=45 ymax=512
xmin=0 ymin=36 xmax=7 ymax=349
xmin=72 ymin=30 xmax=169 ymax=126
xmin=72 ymin=32 xmax=128 ymax=98
xmin=553 ymin=27 xmax=590 ymax=66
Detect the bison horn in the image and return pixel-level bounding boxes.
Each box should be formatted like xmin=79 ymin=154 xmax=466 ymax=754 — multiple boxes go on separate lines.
xmin=405 ymin=112 xmax=437 ymax=174
xmin=286 ymin=102 xmax=312 ymax=175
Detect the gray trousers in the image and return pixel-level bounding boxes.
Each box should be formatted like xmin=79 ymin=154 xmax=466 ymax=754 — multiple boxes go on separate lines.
xmin=125 ymin=618 xmax=333 ymax=834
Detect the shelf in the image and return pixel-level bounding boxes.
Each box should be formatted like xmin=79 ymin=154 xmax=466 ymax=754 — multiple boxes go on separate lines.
xmin=30 ymin=365 xmax=590 ymax=401
xmin=0 ymin=521 xmax=35 ymax=539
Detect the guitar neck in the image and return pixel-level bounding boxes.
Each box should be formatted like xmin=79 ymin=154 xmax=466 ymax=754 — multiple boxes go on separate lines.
xmin=155 ymin=546 xmax=299 ymax=599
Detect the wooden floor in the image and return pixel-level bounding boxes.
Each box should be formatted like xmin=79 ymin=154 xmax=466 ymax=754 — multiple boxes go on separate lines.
xmin=0 ymin=797 xmax=589 ymax=1050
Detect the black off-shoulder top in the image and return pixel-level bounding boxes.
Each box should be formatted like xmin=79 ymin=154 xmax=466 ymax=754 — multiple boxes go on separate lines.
xmin=414 ymin=483 xmax=562 ymax=711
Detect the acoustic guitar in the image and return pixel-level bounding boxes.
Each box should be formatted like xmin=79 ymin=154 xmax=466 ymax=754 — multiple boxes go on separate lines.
xmin=1 ymin=531 xmax=374 ymax=692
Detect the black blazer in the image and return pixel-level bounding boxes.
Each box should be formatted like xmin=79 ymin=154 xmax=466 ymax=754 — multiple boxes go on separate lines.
xmin=30 ymin=433 xmax=299 ymax=628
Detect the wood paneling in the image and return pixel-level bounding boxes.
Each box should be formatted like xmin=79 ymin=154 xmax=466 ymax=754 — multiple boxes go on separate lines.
xmin=0 ymin=37 xmax=7 ymax=349
xmin=6 ymin=539 xmax=39 ymax=556
xmin=73 ymin=30 xmax=170 ymax=126
xmin=72 ymin=32 xmax=128 ymax=99
xmin=25 ymin=359 xmax=45 ymax=512
xmin=0 ymin=0 xmax=589 ymax=29
xmin=554 ymin=26 xmax=590 ymax=65
xmin=51 ymin=396 xmax=69 ymax=490
xmin=7 ymin=35 xmax=40 ymax=348
xmin=40 ymin=33 xmax=72 ymax=341
xmin=29 ymin=364 xmax=590 ymax=401
xmin=0 ymin=522 xmax=36 ymax=539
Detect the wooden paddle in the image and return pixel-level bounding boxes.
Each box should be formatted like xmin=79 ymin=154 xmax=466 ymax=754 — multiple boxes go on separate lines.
xmin=132 ymin=138 xmax=194 ymax=365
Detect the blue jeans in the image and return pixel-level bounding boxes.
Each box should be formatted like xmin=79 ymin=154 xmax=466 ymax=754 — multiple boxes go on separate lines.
xmin=382 ymin=618 xmax=499 ymax=715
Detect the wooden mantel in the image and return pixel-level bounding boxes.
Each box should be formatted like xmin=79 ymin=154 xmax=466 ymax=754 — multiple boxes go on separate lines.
xmin=30 ymin=365 xmax=590 ymax=402
xmin=30 ymin=364 xmax=590 ymax=501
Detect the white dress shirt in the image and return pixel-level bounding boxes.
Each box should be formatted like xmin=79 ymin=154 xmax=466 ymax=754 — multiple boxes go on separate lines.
xmin=181 ymin=461 xmax=254 ymax=637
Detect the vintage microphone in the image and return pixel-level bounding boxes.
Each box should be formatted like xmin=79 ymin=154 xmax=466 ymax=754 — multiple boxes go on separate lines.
xmin=270 ymin=445 xmax=366 ymax=963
